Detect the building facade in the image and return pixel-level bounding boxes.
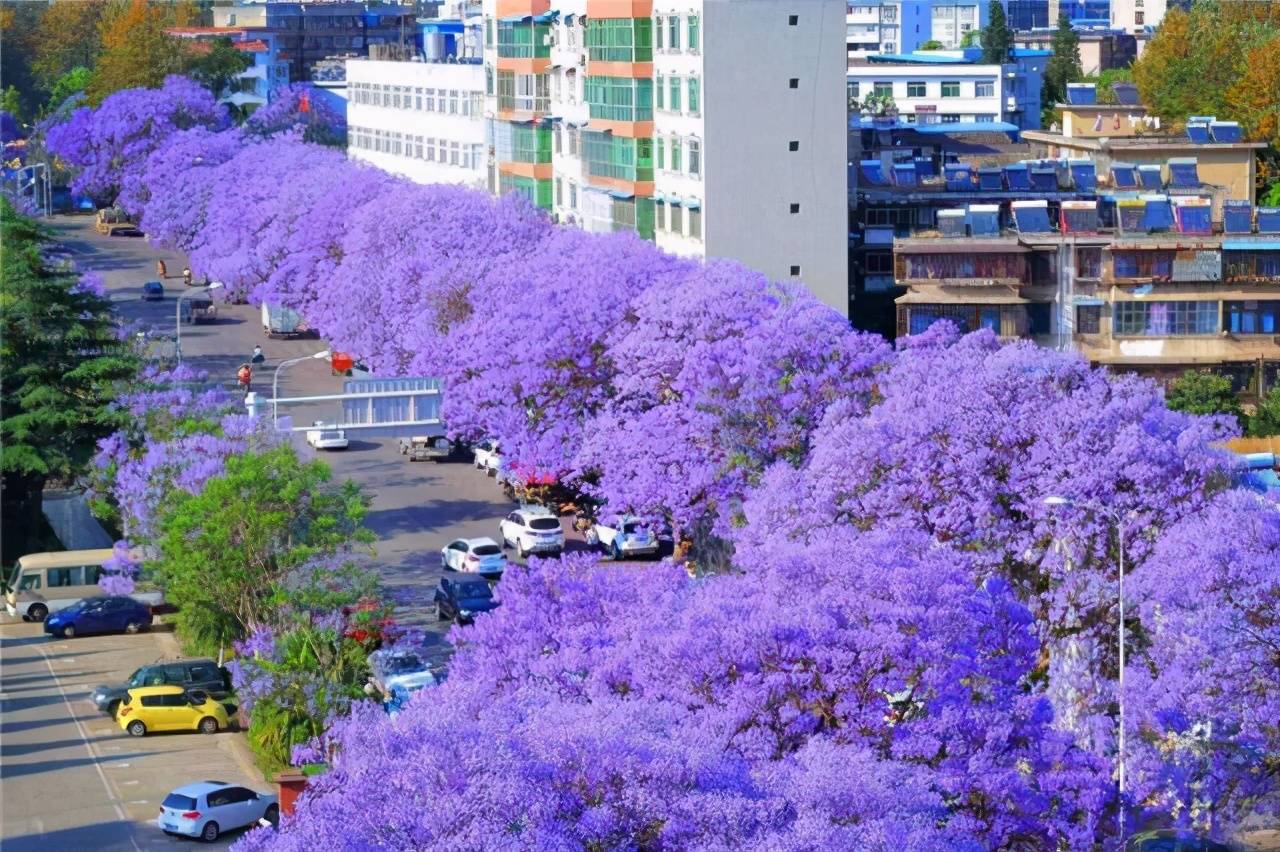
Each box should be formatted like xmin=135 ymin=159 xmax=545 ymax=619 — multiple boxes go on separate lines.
xmin=1013 ymin=27 xmax=1135 ymax=76
xmin=167 ymin=28 xmax=292 ymax=113
xmin=845 ymin=1 xmax=934 ymax=60
xmin=479 ymin=0 xmax=848 ymax=315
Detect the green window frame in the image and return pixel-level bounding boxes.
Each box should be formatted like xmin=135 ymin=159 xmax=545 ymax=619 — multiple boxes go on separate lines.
xmin=584 ymin=76 xmax=654 ymax=121
xmin=656 ymin=73 xmax=664 ymax=109
xmin=873 ymin=81 xmax=893 ymax=97
xmin=907 ymin=81 xmax=926 ymax=97
xmin=670 ymin=136 xmax=682 ymax=172
xmin=611 ymin=196 xmax=655 ymax=240
xmin=485 ymin=19 xmax=494 ymax=48
xmin=668 ymin=76 xmax=681 ymax=112
xmin=688 ymin=14 xmax=700 ymax=51
xmin=583 ymin=131 xmax=654 ymax=182
xmin=497 ymin=21 xmax=551 ymax=59
xmin=656 ymin=136 xmax=665 ymax=169
xmin=499 ymin=173 xmax=552 ymax=210
xmin=941 ymin=80 xmax=960 ymax=97
xmin=688 ymin=78 xmax=700 ymax=115
xmin=510 ymin=125 xmax=552 ymax=164
xmin=586 ymin=18 xmax=653 ymax=62
xmin=655 ymin=15 xmax=664 ymax=49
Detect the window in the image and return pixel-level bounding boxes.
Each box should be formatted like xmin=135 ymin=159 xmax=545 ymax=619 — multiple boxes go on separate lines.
xmin=1028 ymin=303 xmax=1052 ymax=335
xmin=865 ymin=251 xmax=894 ymax=274
xmin=569 ymin=181 xmax=577 ymax=209
xmin=669 ymin=76 xmax=681 ymax=112
xmin=873 ymin=81 xmax=893 ymax=97
xmin=790 ymin=265 xmax=801 ymax=276
xmin=655 ymin=15 xmax=664 ymax=50
xmin=1135 ymin=11 xmax=1144 ymax=24
xmin=1077 ymin=248 xmax=1102 ymax=279
xmin=789 ymin=78 xmax=799 ymax=89
xmin=485 ymin=19 xmax=494 ymax=47
xmin=974 ymin=114 xmax=997 ymax=122
xmin=688 ymin=139 xmax=700 ymax=176
xmin=448 ymin=90 xmax=459 ymax=114
xmin=688 ymin=78 xmax=700 ymax=115
xmin=668 ymin=15 xmax=679 ymax=50
xmin=584 ymin=76 xmax=654 ymax=121
xmin=976 ymin=81 xmax=994 ymax=98
xmin=189 ymin=664 xmax=217 ymax=682
xmin=656 ymin=73 xmax=664 ymax=109
xmin=656 ymin=201 xmax=665 ymax=230
xmin=690 ymin=208 xmax=702 ymax=239
xmin=1225 ymin=301 xmax=1280 ymax=334
xmin=688 ymin=14 xmax=700 ymax=50
xmin=163 ymin=664 xmax=187 ymax=683
xmin=790 ymin=203 xmax=800 ymax=214
xmin=656 ymin=136 xmax=665 ymax=169
xmin=907 ymin=81 xmax=926 ymax=97
xmin=414 ymin=87 xmax=423 ymax=110
xmin=670 ymin=136 xmax=682 ymax=172
xmin=788 ymin=14 xmax=799 ymax=25
xmin=1112 ymin=301 xmax=1217 ymax=336
xmin=583 ymin=132 xmax=654 ymax=182
xmin=1112 ymin=251 xmax=1173 ymax=279
xmin=555 ymin=178 xmax=563 ymax=206
xmin=1076 ymin=305 xmax=1101 ymax=334
xmin=670 ymin=204 xmax=683 ymax=233
xmin=586 ymin=18 xmax=654 ymax=62
xmin=941 ymin=81 xmax=960 ymax=97
xmin=941 ymin=113 xmax=961 ymax=123
xmin=553 ymin=125 xmax=562 ymax=154
xmin=848 ymin=81 xmax=859 ymax=99
xmin=18 ymin=574 xmax=40 ymax=590
xmin=788 ymin=140 xmax=799 ymax=152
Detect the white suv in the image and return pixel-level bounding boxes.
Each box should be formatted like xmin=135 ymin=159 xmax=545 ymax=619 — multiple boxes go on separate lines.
xmin=472 ymin=440 xmax=501 ymax=475
xmin=499 ymin=506 xmax=565 ymax=559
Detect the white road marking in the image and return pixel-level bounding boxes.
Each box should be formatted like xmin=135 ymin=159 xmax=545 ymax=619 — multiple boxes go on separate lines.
xmin=112 ymin=763 xmax=132 ymax=769
xmin=37 ymin=644 xmax=143 ymax=852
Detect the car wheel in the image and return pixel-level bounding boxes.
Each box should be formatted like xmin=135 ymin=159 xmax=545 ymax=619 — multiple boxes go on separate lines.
xmin=124 ymin=622 xmax=141 ymax=634
xmin=200 ymin=821 xmax=219 ymax=843
xmin=265 ymin=804 xmax=279 ymax=827
xmin=127 ymin=720 xmax=147 ymax=737
xmin=61 ymin=625 xmax=76 ymax=638
xmin=517 ymin=542 xmax=527 ymax=559
xmin=198 ymin=716 xmax=219 ymax=734
xmin=28 ymin=603 xmax=48 ymax=622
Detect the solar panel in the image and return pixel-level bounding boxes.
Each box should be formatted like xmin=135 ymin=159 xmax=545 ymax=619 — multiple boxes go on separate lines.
xmin=1060 ymin=200 xmax=1099 ymax=234
xmin=893 ymin=162 xmax=918 ymax=187
xmin=1116 ymin=199 xmax=1146 ymax=233
xmin=1185 ymin=123 xmax=1210 ymax=144
xmin=1142 ymin=195 xmax=1174 ymax=232
xmin=1174 ymin=198 xmax=1212 ymax=235
xmin=1012 ymin=200 xmax=1053 ymax=233
xmin=978 ymin=168 xmax=1004 ymax=191
xmin=944 ymin=164 xmax=973 ymax=191
xmin=1223 ymin=201 xmax=1253 ymax=234
xmin=1258 ymin=207 xmax=1280 ymax=234
xmin=1069 ymin=159 xmax=1096 ymax=191
xmin=914 ymin=157 xmax=936 ymax=179
xmin=1004 ymin=163 xmax=1031 ymax=190
xmin=1066 ymin=83 xmax=1097 ymax=105
xmin=1138 ymin=165 xmax=1163 ymax=190
xmin=1112 ymin=83 xmax=1139 ymax=105
xmin=1168 ymin=158 xmax=1199 ymax=188
xmin=1111 ymin=163 xmax=1137 ymax=189
xmin=1209 ymin=121 xmax=1242 ymax=143
xmin=860 ymin=160 xmax=888 ymax=186
xmin=1030 ymin=166 xmax=1058 ymax=191
xmin=966 ymin=204 xmax=1000 ymax=236
xmin=938 ymin=208 xmax=967 ymax=237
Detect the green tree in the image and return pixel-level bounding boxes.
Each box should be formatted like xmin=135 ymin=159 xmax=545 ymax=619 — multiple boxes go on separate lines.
xmin=87 ymin=0 xmax=188 ymax=105
xmin=0 ymin=199 xmax=138 ymax=562
xmin=1248 ymin=387 xmax=1280 ymax=437
xmin=154 ymin=444 xmax=373 ymax=654
xmin=0 ymin=86 xmax=21 ymax=120
xmin=1043 ymin=13 xmax=1082 ymax=110
xmin=42 ymin=67 xmax=93 ymax=116
xmin=31 ymin=0 xmax=108 ymax=91
xmin=920 ymin=39 xmax=945 ymax=50
xmin=981 ymin=0 xmax=1014 ymax=64
xmin=0 ymin=3 xmax=43 ymax=120
xmin=960 ymin=30 xmax=982 ymax=48
xmin=1165 ymin=370 xmax=1244 ymax=427
xmin=1077 ymin=68 xmax=1134 ymax=105
xmin=186 ymin=38 xmax=251 ymax=99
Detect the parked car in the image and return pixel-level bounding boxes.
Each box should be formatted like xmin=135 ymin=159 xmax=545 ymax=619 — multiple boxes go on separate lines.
xmin=1124 ymin=829 xmax=1237 ymax=852
xmin=95 ymin=208 xmax=141 ymax=236
xmin=141 ymin=280 xmax=164 ymax=301
xmin=472 ymin=440 xmax=502 ymax=475
xmin=499 ymin=506 xmax=565 ymax=559
xmin=43 ymin=595 xmax=152 ymax=639
xmin=117 ymin=685 xmax=231 ymax=736
xmin=158 ymin=781 xmax=279 ymax=842
xmin=180 ymin=295 xmax=217 ymax=324
xmin=92 ymin=658 xmax=232 ymax=717
xmin=399 ymin=435 xmax=452 ymax=462
xmin=305 ymin=421 xmax=348 ymax=450
xmin=366 ymin=648 xmax=438 ymax=712
xmin=440 ymin=537 xmax=506 ymax=579
xmin=433 ymin=576 xmax=500 ymax=624
xmin=587 ymin=515 xmax=661 ymax=560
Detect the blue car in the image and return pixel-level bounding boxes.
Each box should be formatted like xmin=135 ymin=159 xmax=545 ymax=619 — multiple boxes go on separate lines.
xmin=44 ymin=596 xmax=153 ymax=639
xmin=142 ymin=281 xmax=164 ymax=301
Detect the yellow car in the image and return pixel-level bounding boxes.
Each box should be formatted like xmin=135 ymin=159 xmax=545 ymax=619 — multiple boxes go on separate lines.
xmin=116 ymin=685 xmax=230 ymax=737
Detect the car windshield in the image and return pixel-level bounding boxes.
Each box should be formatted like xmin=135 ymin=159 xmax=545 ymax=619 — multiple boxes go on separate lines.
xmin=385 ymin=653 xmax=424 ymax=674
xmin=320 ymin=431 xmax=343 ymax=440
xmin=162 ymin=793 xmax=197 ymax=811
xmin=529 ymin=517 xmax=559 ymax=531
xmin=457 ymin=582 xmax=493 ymax=599
xmin=472 ymin=544 xmax=501 ymax=557
xmin=622 ymin=522 xmax=646 ymax=534
xmin=127 ymin=668 xmax=146 ymax=687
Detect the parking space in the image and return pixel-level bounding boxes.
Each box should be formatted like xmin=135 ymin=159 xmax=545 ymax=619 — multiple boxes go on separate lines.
xmin=0 ymin=623 xmax=262 ymax=851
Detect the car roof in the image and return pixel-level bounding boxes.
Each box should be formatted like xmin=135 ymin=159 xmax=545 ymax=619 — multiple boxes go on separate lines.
xmin=463 ymin=537 xmax=500 ymax=548
xmin=515 ymin=505 xmax=554 ymax=518
xmin=169 ymin=780 xmax=232 ymax=798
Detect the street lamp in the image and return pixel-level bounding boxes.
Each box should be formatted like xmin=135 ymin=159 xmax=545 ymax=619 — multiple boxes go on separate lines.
xmin=273 ymin=350 xmax=331 ymax=426
xmin=1043 ymin=494 xmax=1135 ymax=840
xmin=174 ymin=281 xmax=223 ymax=362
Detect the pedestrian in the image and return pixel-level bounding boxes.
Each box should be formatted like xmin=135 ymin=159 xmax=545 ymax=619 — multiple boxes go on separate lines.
xmin=237 ymin=363 xmax=253 ymax=395
xmin=251 ymin=344 xmax=265 ymax=366
xmin=183 ymin=267 xmax=193 ymax=286
xmin=157 ymin=259 xmax=167 ymax=278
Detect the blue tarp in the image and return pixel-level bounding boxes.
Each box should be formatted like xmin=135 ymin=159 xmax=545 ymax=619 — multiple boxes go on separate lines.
xmin=1142 ymin=197 xmax=1174 ymax=231
xmin=1224 ymin=201 xmax=1253 ymax=234
xmin=1258 ymin=208 xmax=1280 ymax=233
xmin=1168 ymin=158 xmax=1199 ymax=188
xmin=1112 ymin=163 xmax=1138 ymax=189
xmin=1004 ymin=163 xmax=1030 ymax=190
xmin=893 ymin=162 xmax=918 ymax=187
xmin=1138 ymin=164 xmax=1163 ymax=189
xmin=1030 ymin=167 xmax=1058 ymax=191
xmin=1069 ymin=160 xmax=1096 ymax=191
xmin=944 ymin=164 xmax=973 ymax=191
xmin=977 ymin=168 xmax=1004 ymax=191
xmin=860 ymin=160 xmax=888 ymax=186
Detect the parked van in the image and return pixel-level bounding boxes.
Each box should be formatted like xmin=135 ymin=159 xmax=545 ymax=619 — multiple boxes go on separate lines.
xmin=4 ymin=549 xmax=163 ymax=622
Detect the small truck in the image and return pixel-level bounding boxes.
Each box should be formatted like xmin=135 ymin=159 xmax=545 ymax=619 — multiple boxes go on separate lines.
xmin=399 ymin=435 xmax=453 ymax=462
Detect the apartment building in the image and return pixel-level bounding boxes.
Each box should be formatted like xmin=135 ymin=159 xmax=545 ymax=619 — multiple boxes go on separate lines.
xmin=929 ymin=0 xmax=985 ymax=49
xmin=1013 ymin=26 xmax=1135 ymax=76
xmin=166 ymin=28 xmax=292 ymax=113
xmin=845 ymin=1 xmax=932 ymax=60
xmin=479 ymin=0 xmax=849 ymax=315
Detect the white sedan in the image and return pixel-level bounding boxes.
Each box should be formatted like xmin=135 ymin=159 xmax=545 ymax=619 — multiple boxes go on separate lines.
xmin=158 ymin=781 xmax=278 ymax=842
xmin=441 ymin=537 xmax=507 ymax=579
xmin=472 ymin=440 xmax=502 ymax=475
xmin=499 ymin=506 xmax=565 ymax=559
xmin=306 ymin=422 xmax=349 ymax=450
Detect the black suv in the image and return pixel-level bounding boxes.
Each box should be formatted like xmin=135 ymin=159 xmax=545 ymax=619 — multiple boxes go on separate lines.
xmin=91 ymin=659 xmax=232 ymax=716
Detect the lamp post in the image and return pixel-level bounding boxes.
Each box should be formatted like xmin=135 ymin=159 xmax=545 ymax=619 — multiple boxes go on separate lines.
xmin=272 ymin=350 xmax=331 ymax=427
xmin=1043 ymin=495 xmax=1134 ymax=841
xmin=174 ymin=281 xmax=223 ymax=362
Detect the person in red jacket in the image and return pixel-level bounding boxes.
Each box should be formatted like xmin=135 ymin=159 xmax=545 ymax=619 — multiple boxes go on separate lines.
xmin=237 ymin=363 xmax=252 ymax=395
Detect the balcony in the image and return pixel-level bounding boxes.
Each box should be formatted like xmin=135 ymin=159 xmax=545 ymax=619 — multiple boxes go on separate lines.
xmin=1223 ymin=251 xmax=1280 ymax=284
xmin=893 ymin=239 xmax=1030 ymax=286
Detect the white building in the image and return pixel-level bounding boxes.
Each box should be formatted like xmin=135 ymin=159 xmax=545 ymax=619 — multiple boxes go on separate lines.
xmin=1110 ymin=0 xmax=1171 ymax=36
xmin=346 ymin=58 xmax=487 ymax=187
xmin=846 ymin=0 xmax=977 ymax=61
xmin=481 ymin=0 xmax=849 ymax=316
xmin=930 ymin=0 xmax=984 ymax=48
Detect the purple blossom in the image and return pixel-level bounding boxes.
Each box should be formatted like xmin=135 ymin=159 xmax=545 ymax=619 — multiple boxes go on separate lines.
xmin=98 ymin=540 xmax=140 ymax=596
